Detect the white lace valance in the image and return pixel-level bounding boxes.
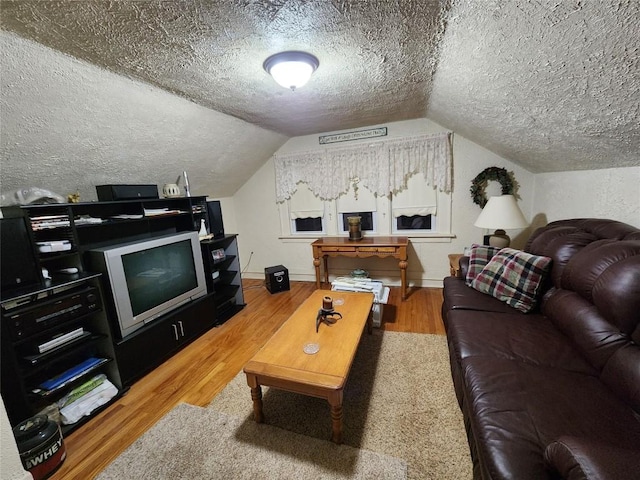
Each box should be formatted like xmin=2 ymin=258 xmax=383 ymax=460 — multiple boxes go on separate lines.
xmin=274 ymin=131 xmax=452 ymax=203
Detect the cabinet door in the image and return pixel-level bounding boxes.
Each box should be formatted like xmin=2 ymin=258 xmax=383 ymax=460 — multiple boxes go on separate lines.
xmin=114 ymin=293 xmax=216 ymax=386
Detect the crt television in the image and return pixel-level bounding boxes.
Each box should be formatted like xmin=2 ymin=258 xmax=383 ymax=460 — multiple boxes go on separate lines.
xmin=88 ymin=231 xmax=207 ymax=338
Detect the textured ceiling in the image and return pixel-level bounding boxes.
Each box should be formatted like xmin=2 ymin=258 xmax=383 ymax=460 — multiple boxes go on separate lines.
xmin=428 ymin=0 xmax=640 ymax=173
xmin=1 ymin=0 xmax=639 ymax=174
xmin=0 ymin=0 xmax=447 ymax=137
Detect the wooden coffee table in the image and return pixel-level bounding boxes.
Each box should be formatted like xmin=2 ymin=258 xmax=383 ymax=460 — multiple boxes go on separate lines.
xmin=243 ymin=289 xmax=374 ymax=444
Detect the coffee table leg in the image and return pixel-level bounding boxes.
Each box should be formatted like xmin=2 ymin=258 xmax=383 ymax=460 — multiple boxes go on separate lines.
xmin=328 ymin=391 xmax=343 ymax=444
xmin=246 ymin=375 xmax=264 ymax=423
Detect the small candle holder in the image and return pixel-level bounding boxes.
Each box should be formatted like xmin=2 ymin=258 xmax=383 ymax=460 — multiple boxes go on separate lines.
xmin=347 ymin=216 xmax=362 ymax=241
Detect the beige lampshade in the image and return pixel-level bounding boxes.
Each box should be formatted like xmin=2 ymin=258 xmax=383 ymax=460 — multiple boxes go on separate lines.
xmin=474 ymin=195 xmax=528 ymax=247
xmin=474 ymin=195 xmax=529 ymax=230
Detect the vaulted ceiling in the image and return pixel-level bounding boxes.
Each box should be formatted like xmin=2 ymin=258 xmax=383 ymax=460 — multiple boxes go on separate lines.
xmin=1 ymin=0 xmax=639 ymax=174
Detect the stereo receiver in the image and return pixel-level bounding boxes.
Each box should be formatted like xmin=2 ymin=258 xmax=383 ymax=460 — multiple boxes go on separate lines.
xmin=2 ymin=286 xmax=101 ymax=341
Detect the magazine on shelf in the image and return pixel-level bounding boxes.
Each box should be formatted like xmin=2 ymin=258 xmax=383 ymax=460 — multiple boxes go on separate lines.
xmin=38 ymin=357 xmax=105 ymax=391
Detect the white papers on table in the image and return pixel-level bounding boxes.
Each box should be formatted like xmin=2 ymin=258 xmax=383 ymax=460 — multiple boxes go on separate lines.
xmin=331 ymin=277 xmax=389 ymax=304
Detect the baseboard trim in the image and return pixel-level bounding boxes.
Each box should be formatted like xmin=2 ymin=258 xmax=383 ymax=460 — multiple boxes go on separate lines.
xmin=242 ymin=272 xmax=444 ymax=289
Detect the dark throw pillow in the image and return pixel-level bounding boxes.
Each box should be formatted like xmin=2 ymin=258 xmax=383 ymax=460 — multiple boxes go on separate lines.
xmin=465 ymin=244 xmax=502 ymax=286
xmin=471 ymin=247 xmax=552 ymax=313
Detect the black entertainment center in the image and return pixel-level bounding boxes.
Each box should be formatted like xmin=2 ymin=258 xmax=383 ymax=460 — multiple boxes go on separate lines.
xmin=1 ymin=196 xmax=244 ymax=433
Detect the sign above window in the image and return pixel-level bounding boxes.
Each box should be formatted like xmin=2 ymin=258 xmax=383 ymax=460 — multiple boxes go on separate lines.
xmin=319 ymin=127 xmax=387 ymax=145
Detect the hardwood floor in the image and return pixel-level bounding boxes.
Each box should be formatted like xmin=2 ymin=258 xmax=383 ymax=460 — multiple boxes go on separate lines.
xmin=51 ymin=280 xmax=445 ymax=479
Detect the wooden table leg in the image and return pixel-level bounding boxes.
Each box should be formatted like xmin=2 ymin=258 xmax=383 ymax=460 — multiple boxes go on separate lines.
xmin=323 ymin=255 xmax=329 ymax=285
xmin=313 ymin=256 xmax=321 ymax=289
xmin=246 ymin=375 xmax=264 ymax=423
xmin=328 ymin=390 xmax=344 ymax=444
xmin=399 ymin=259 xmax=408 ymax=300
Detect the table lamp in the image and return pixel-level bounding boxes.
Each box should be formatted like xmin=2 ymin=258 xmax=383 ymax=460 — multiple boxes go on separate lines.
xmin=474 ymin=195 xmax=529 ymax=248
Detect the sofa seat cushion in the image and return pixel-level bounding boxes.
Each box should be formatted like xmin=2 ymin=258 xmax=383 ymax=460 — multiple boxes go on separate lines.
xmin=442 ymin=276 xmax=517 ymax=316
xmin=462 ymin=357 xmax=640 ymax=480
xmin=447 ymin=309 xmax=597 ymax=376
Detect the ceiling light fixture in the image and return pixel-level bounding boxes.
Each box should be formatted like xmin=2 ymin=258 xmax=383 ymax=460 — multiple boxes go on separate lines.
xmin=263 ymin=51 xmax=319 ymax=91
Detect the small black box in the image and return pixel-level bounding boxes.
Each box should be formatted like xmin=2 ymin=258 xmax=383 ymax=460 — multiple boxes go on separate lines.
xmin=265 ymin=265 xmax=290 ymax=294
xmin=96 ymin=184 xmax=159 ymax=201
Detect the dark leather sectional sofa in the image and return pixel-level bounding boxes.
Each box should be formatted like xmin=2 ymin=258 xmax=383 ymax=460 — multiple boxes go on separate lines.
xmin=442 ymin=218 xmax=640 ymax=480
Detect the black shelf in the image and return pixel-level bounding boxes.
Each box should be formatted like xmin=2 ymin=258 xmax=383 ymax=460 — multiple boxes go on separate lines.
xmin=28 ymin=357 xmax=112 ymax=398
xmin=1 ymin=275 xmax=122 ymax=430
xmin=1 ymin=197 xmax=240 ymax=434
xmin=20 ymin=332 xmax=101 ymax=367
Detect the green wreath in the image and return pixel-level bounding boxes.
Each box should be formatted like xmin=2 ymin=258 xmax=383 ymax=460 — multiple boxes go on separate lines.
xmin=470 ymin=167 xmax=514 ymax=208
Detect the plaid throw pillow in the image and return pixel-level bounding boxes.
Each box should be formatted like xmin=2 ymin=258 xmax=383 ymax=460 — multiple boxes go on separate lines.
xmin=465 ymin=244 xmax=502 ymax=286
xmin=471 ymin=248 xmax=552 ymax=313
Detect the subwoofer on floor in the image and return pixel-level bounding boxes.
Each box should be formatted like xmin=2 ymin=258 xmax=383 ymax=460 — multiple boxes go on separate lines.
xmin=265 ymin=265 xmax=290 ymax=294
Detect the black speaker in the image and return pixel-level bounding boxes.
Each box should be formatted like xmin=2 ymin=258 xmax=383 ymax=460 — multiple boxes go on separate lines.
xmin=265 ymin=265 xmax=290 ymax=294
xmin=206 ymin=200 xmax=225 ymax=239
xmin=96 ymin=184 xmax=159 ymax=201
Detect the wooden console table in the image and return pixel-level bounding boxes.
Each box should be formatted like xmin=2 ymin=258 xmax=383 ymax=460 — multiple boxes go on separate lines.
xmin=312 ymin=236 xmax=409 ymax=300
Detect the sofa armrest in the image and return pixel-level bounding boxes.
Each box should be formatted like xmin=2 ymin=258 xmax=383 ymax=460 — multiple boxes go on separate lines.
xmin=544 ymin=436 xmax=640 ymax=480
xmin=458 ymin=256 xmax=469 ymax=279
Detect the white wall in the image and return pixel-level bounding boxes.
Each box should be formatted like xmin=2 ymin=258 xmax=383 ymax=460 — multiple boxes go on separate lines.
xmin=532 ymin=167 xmax=640 ymax=229
xmin=0 ymin=397 xmax=32 ymax=480
xmin=232 ymin=118 xmax=536 ymax=287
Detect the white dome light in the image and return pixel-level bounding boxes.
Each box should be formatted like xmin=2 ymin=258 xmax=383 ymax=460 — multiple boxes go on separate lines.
xmin=263 ymin=51 xmax=319 ymax=91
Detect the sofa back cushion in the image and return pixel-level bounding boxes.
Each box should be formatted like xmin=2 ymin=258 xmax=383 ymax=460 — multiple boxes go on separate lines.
xmin=525 ymin=218 xmax=640 ymax=291
xmin=542 ymin=289 xmax=630 ymax=371
xmin=561 ymin=240 xmax=640 ymax=334
xmin=526 ymin=226 xmax=597 ymax=289
xmin=541 ymin=234 xmax=640 ymax=413
xmin=601 ymin=344 xmax=640 ymax=414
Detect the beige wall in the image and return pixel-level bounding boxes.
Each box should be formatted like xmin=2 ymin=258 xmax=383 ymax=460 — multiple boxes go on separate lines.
xmin=1 ymin=397 xmax=32 ymax=480
xmin=231 ymin=118 xmax=536 ymax=287
xmin=532 ymin=167 xmax=640 ymax=230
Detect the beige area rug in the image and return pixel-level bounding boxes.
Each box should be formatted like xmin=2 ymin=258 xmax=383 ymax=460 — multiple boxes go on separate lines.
xmin=97 ymin=403 xmax=406 ymax=479
xmin=209 ymin=331 xmax=472 ymax=480
xmin=98 ymin=331 xmax=471 ymax=479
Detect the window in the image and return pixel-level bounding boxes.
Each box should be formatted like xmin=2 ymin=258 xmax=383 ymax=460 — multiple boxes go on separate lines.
xmin=278 ymin=173 xmax=451 ymax=237
xmin=391 ymin=174 xmax=437 ymax=233
xmin=288 ymin=183 xmax=324 ymax=234
xmin=341 ymin=212 xmax=375 ymax=231
xmin=337 ymin=181 xmax=377 ymax=233
xmin=294 ymin=217 xmax=323 ymax=232
xmin=396 ymin=214 xmax=432 ymax=230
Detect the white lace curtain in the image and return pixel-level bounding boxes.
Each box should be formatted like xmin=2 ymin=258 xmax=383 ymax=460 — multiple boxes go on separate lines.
xmin=274 ymin=131 xmax=452 ymax=203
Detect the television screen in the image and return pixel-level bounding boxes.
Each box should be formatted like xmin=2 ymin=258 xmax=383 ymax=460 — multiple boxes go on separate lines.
xmin=88 ymin=231 xmax=207 ymax=338
xmin=122 ymin=239 xmax=198 ymax=317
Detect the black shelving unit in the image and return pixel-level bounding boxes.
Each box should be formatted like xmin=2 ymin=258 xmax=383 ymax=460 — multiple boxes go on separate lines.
xmin=1 ymin=196 xmax=246 ymax=433
xmin=200 ymin=234 xmax=245 ymax=324
xmin=0 ymin=274 xmax=123 ymax=435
